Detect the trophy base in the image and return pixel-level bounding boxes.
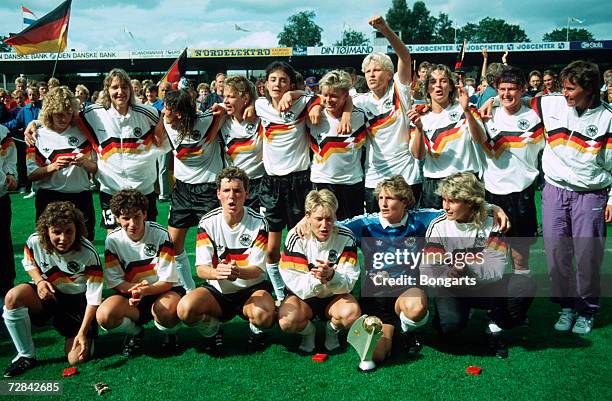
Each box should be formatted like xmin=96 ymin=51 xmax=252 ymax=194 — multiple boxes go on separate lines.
xmin=358 ymin=360 xmax=377 ymax=373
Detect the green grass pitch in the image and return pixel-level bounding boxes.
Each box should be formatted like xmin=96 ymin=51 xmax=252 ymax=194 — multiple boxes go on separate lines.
xmin=1 ymin=192 xmax=611 ymax=401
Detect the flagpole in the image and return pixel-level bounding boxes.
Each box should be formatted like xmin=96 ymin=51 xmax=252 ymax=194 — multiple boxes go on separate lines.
xmin=566 ymin=17 xmax=570 ymax=42
xmin=51 ymin=41 xmax=62 ymax=78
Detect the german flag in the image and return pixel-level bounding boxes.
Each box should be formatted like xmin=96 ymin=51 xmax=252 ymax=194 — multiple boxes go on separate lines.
xmin=3 ymin=0 xmax=72 ymax=55
xmin=454 ymin=39 xmax=467 ymax=71
xmin=158 ymin=48 xmax=187 ymax=98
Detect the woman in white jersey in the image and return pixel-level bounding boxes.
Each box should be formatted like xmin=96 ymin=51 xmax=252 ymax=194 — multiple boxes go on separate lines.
xmin=410 ymin=64 xmax=487 ymax=209
xmin=27 ymin=87 xmax=97 ymax=240
xmin=162 ymin=89 xmax=224 ymax=291
xmin=219 ymin=76 xmax=265 ymax=211
xmin=255 ymin=61 xmax=322 ymax=303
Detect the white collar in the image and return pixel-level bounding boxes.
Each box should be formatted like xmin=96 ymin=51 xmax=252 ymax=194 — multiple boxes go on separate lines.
xmin=379 ymin=212 xmax=408 ymax=229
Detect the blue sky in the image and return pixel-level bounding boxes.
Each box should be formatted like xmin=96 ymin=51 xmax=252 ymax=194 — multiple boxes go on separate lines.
xmin=1 ymin=0 xmax=610 ymax=51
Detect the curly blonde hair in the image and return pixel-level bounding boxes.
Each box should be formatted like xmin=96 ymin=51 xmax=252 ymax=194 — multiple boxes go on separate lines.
xmin=319 ymin=70 xmax=353 ymax=92
xmin=224 ymin=75 xmax=256 ymax=103
xmin=436 ymin=172 xmax=487 ymax=227
xmin=39 ymin=86 xmax=79 ymax=129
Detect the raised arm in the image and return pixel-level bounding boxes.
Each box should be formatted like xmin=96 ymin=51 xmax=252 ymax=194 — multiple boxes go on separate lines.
xmin=369 ymin=16 xmax=411 ymax=85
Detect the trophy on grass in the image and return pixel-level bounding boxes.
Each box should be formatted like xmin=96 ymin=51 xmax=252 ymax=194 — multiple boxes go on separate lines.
xmin=347 ymin=314 xmax=383 ymax=373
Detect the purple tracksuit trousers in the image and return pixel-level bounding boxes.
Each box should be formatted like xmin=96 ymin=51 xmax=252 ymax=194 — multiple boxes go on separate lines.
xmin=542 ymin=182 xmax=607 ymax=316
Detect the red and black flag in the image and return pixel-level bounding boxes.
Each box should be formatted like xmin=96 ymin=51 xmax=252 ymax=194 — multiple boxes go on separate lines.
xmin=454 ymin=39 xmax=467 ymax=71
xmin=3 ymin=0 xmax=72 ymax=55
xmin=158 ymin=48 xmax=188 ymax=98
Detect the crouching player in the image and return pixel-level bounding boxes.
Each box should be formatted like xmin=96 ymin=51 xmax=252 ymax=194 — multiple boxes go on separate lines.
xmin=423 ymin=173 xmax=536 ymax=358
xmin=3 ymin=202 xmax=102 ymax=377
xmin=278 ymin=189 xmax=360 ymax=354
xmin=177 ymin=167 xmax=275 ymax=353
xmin=96 ymin=189 xmax=183 ymax=357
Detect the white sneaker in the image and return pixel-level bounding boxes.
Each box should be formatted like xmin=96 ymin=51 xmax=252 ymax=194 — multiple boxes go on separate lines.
xmin=23 ymin=191 xmax=35 ymax=199
xmin=572 ymin=315 xmax=594 ymax=335
xmin=554 ymin=308 xmax=576 ymax=331
xmin=324 ymin=321 xmax=340 ymax=351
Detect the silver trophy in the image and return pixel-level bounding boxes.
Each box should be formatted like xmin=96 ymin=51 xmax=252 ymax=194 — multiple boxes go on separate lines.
xmin=347 ymin=314 xmax=383 ymax=372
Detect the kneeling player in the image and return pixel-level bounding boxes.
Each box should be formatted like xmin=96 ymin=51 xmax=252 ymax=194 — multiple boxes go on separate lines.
xmin=3 ymin=202 xmax=102 ymax=377
xmin=278 ymin=189 xmax=360 ymax=354
xmin=96 ymin=189 xmax=183 ymax=357
xmin=177 ymin=167 xmax=274 ymax=353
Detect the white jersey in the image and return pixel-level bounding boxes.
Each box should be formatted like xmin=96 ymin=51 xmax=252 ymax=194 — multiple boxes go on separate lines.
xmin=196 ymin=207 xmax=268 ymax=294
xmin=308 ymin=108 xmax=367 ymax=185
xmin=104 ymin=221 xmax=178 ymax=289
xmin=165 ymin=110 xmax=224 ymax=184
xmin=422 ymin=214 xmax=508 ymax=285
xmin=255 ymin=94 xmax=320 ymax=176
xmin=219 ymin=117 xmax=265 ymax=179
xmin=353 ymin=73 xmax=421 ymax=187
xmin=0 ymin=125 xmax=17 ymax=197
xmin=280 ymin=226 xmax=359 ymax=300
xmin=418 ymin=102 xmax=484 ymax=178
xmin=80 ymin=103 xmax=167 ymax=194
xmin=481 ymin=105 xmax=545 ymax=194
xmin=533 ymin=95 xmax=612 ymax=203
xmin=23 ymin=234 xmax=103 ymax=305
xmin=26 ymin=126 xmax=93 ymax=193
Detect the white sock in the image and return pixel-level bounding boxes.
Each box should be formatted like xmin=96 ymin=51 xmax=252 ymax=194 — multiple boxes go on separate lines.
xmin=102 ymin=317 xmax=142 ymax=335
xmin=3 ymin=306 xmax=36 ymax=360
xmin=487 ymin=322 xmax=503 ymax=334
xmin=249 ymin=322 xmax=264 ymax=335
xmin=194 ymin=317 xmax=220 ymax=338
xmin=266 ymin=263 xmax=285 ymax=300
xmin=400 ymin=310 xmax=430 ymax=333
xmin=176 ymin=251 xmax=196 ymax=292
xmin=298 ymin=321 xmax=316 ymax=353
xmin=324 ymin=320 xmax=341 ymax=351
xmin=514 ymin=269 xmax=531 ymax=276
xmin=154 ymin=320 xmax=181 ymax=334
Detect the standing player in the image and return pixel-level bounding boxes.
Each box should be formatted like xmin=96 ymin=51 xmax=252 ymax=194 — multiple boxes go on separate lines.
xmin=479 ymin=66 xmax=544 ymax=274
xmin=96 ymin=189 xmax=182 ymax=357
xmin=309 ymin=70 xmax=368 ymax=220
xmin=354 ymin=16 xmax=422 ymax=211
xmin=278 ymin=189 xmax=360 ymax=354
xmin=177 ymin=168 xmax=274 ymax=353
xmin=219 ymin=76 xmax=265 ymax=211
xmin=26 ymin=87 xmax=97 ymax=240
xmin=410 ymin=64 xmax=487 ymax=209
xmin=3 ymin=202 xmax=102 ymax=377
xmin=0 ymin=123 xmax=18 ymax=301
xmin=255 ymin=61 xmax=322 ymax=303
xmin=162 ymin=89 xmax=224 ymax=292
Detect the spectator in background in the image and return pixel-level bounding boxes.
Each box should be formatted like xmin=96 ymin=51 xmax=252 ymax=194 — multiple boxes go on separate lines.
xmin=600 ymin=69 xmax=612 ymax=95
xmin=136 ymin=90 xmax=146 ymax=104
xmin=5 ymin=86 xmax=42 ymax=197
xmin=294 ymin=72 xmax=305 ymax=91
xmin=145 ymin=84 xmax=163 ymax=111
xmin=75 ymin=84 xmax=91 ymax=110
xmin=15 ymin=77 xmax=27 ymax=93
xmin=255 ymin=78 xmax=266 ymax=97
xmin=131 ymin=79 xmax=142 ymax=95
xmin=538 ymin=70 xmax=561 ymax=95
xmin=476 ymin=62 xmax=505 ymax=108
xmin=304 ymin=76 xmax=319 ymax=94
xmin=604 ymin=76 xmax=612 ymax=105
xmin=526 ymin=70 xmax=542 ymax=97
xmin=417 ymin=61 xmax=431 ymax=82
xmin=202 ymin=73 xmax=225 ymax=110
xmin=196 ymin=83 xmax=210 ymax=103
xmin=47 ymin=77 xmax=60 ymax=90
xmin=38 ymin=82 xmax=48 ymax=100
xmin=0 ymin=89 xmax=12 ymax=123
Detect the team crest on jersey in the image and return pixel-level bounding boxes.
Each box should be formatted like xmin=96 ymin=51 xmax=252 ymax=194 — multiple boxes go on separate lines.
xmin=383 ymin=99 xmax=392 ymax=110
xmin=448 ymin=111 xmax=460 ymax=122
xmin=404 ymin=237 xmax=416 ymax=247
xmin=66 ymin=261 xmax=80 ymax=274
xmin=585 ymin=125 xmax=599 ymax=137
xmin=517 ymin=119 xmax=530 ymax=130
xmin=191 ymin=130 xmax=201 ymax=141
xmin=281 ymin=111 xmax=295 ymax=122
xmin=144 ymin=244 xmax=156 ymax=257
xmin=475 ymin=232 xmax=487 ymax=247
xmin=68 ymin=136 xmax=79 ymax=147
xmin=133 ymin=127 xmax=143 ymax=138
xmin=328 ymin=250 xmax=338 ymax=264
xmin=239 ymin=234 xmax=252 ymax=247
xmin=245 ymin=123 xmax=256 ymax=135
